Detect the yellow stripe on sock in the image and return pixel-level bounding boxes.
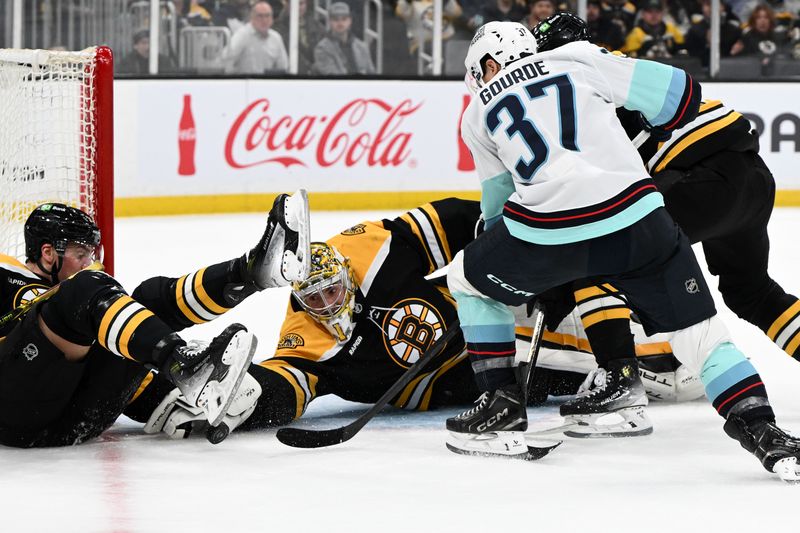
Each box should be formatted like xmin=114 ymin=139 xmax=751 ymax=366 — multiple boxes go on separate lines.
xmin=581 ymin=308 xmax=631 ymax=329
xmin=117 ymin=308 xmax=155 ymax=360
xmin=767 ymin=300 xmax=800 ymax=341
xmin=175 ymin=275 xmax=204 ymax=324
xmin=129 ymin=372 xmax=154 ymax=404
xmin=97 ymin=296 xmax=132 ymax=348
xmin=194 ymin=268 xmax=229 ymax=315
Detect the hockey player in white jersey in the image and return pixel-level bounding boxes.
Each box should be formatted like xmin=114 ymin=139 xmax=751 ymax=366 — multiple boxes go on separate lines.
xmin=446 ymin=21 xmax=800 ymax=481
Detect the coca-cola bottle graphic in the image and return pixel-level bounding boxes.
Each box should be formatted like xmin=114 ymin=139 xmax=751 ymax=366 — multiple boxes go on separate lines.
xmin=457 ymin=94 xmax=475 ymax=172
xmin=178 ymin=94 xmax=196 ymax=176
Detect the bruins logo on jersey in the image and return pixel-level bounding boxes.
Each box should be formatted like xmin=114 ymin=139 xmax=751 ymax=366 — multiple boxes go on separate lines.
xmin=341 ymin=224 xmax=366 ymax=236
xmin=381 ymin=298 xmax=444 ymax=368
xmin=14 ymin=283 xmax=49 ymax=309
xmin=277 ymin=333 xmax=305 ymax=350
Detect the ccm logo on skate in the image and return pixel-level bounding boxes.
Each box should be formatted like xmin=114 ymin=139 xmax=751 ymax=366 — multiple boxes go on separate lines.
xmin=486 ymin=275 xmax=534 ymax=297
xmin=477 ymin=408 xmax=509 ymax=432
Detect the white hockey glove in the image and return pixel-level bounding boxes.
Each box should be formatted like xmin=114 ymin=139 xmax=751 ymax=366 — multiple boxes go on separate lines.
xmin=144 ymin=372 xmax=262 ymax=440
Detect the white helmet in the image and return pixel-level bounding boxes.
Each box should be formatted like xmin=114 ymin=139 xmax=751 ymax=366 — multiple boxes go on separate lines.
xmin=464 ymin=21 xmax=537 ymax=94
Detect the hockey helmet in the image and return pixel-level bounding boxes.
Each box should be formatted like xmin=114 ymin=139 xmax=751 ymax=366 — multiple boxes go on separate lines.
xmin=24 ymin=203 xmax=101 ymax=263
xmin=291 ymin=242 xmax=357 ymax=343
xmin=464 ymin=21 xmax=537 ymax=94
xmin=532 ymin=12 xmax=589 ymax=53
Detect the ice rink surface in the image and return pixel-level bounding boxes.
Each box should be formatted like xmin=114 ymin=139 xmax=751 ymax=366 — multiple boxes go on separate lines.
xmin=3 ymin=207 xmax=800 ymax=533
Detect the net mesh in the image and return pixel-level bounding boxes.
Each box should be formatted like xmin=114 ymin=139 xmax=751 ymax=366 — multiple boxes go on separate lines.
xmin=0 ymin=48 xmax=99 ymax=262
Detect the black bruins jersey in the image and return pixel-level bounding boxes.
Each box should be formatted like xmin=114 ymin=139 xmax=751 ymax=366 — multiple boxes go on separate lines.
xmin=255 ymin=198 xmax=483 ymax=421
xmin=618 ymin=99 xmax=757 ymax=173
xmin=0 ymin=254 xmax=51 ymax=339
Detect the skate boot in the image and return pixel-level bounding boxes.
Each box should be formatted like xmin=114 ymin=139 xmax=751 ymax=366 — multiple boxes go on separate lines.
xmin=164 ymin=324 xmax=257 ymax=427
xmin=724 ymin=414 xmax=800 ymax=483
xmin=247 ymin=189 xmax=311 ymax=289
xmin=559 ymin=359 xmax=652 ymax=438
xmin=446 ymin=384 xmax=530 ymax=459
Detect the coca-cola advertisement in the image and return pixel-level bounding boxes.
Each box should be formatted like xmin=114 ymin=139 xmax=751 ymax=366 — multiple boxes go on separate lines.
xmin=128 ymin=80 xmax=478 ymax=200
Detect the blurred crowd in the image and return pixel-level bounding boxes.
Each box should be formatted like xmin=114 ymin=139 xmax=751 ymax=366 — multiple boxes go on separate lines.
xmin=114 ymin=0 xmax=800 ymax=76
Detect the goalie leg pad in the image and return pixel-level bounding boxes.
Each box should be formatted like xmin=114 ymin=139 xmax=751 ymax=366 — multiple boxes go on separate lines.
xmin=563 ymin=406 xmax=653 ymax=438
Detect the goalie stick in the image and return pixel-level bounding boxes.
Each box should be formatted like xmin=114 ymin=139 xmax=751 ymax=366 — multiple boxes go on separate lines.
xmin=276 ymin=319 xmax=462 ymax=449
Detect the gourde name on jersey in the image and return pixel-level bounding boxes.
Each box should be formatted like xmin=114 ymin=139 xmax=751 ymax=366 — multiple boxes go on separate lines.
xmin=462 ymin=41 xmax=698 ymax=245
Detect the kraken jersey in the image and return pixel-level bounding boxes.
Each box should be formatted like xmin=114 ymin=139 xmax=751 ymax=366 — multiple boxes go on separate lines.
xmin=256 ymin=198 xmax=483 ymax=420
xmin=461 ymin=41 xmax=699 ymax=245
xmin=617 ymin=99 xmax=756 ymax=174
xmin=0 ymin=254 xmax=51 ymax=338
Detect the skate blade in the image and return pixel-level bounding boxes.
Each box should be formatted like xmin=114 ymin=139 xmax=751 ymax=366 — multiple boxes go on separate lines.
xmin=774 ymin=457 xmax=800 ymax=484
xmin=563 ymin=407 xmax=653 ymax=438
xmin=446 ymin=442 xmax=553 ymax=461
xmin=199 ymin=331 xmax=258 ymax=427
xmin=445 ymin=431 xmax=556 ymax=461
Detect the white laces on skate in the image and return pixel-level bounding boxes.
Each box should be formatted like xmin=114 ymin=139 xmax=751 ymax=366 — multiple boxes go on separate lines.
xmin=576 ymin=368 xmax=608 ymax=397
xmin=460 ymin=392 xmax=489 ymax=419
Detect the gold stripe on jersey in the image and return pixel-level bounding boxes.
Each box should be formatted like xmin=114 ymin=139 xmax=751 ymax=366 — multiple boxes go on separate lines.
xmin=259 ymin=359 xmax=318 ymax=418
xmin=330 ymin=220 xmax=393 ymax=297
xmin=276 ymin=304 xmax=339 ymax=362
xmin=418 ymin=350 xmax=469 ymax=410
xmin=193 ymin=268 xmax=229 ymax=315
xmin=420 ymin=203 xmax=453 ymax=263
xmin=400 ymin=212 xmax=436 ymax=270
xmin=175 ymin=274 xmax=204 ymax=324
xmin=0 ymin=253 xmax=29 ymax=271
xmin=98 ymin=296 xmax=132 ymax=349
xmin=518 ymin=327 xmax=672 ymax=357
xmin=651 ymin=110 xmax=742 ymax=173
xmin=117 ymin=308 xmax=155 ymax=359
xmin=129 ymin=372 xmax=154 ymax=404
xmin=400 ymin=205 xmax=451 ymax=271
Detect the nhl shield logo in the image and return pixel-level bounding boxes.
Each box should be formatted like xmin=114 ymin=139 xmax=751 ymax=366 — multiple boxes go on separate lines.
xmin=685 ymin=278 xmax=699 ymax=294
xmin=22 ymin=343 xmax=39 ymax=361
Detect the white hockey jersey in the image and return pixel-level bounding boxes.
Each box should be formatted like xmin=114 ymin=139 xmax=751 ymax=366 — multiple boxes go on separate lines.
xmin=461 ymin=41 xmax=697 ymax=245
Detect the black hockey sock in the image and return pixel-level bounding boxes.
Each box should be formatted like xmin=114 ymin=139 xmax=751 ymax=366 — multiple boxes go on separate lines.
xmin=467 ymin=340 xmax=517 ymax=392
xmin=583 ymin=319 xmax=636 ymax=367
xmin=757 ymin=295 xmax=800 ymax=360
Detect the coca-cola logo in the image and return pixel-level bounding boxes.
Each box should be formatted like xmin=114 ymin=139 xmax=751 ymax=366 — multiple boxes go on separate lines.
xmin=225 ymin=98 xmax=422 ymax=169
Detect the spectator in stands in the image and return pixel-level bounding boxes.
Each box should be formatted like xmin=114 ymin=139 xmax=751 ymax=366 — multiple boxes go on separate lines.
xmin=223 ymin=1 xmax=288 ymax=74
xmin=476 ymin=0 xmax=527 ymax=29
xmin=740 ymin=4 xmax=791 ymax=57
xmin=602 ymin=0 xmax=638 ymax=37
xmin=275 ymin=0 xmax=325 ymax=75
xmin=623 ymin=0 xmax=686 ymax=57
xmin=685 ymin=0 xmax=743 ymax=65
xmin=734 ymin=0 xmax=800 ymax=23
xmin=586 ymin=0 xmax=625 ymax=49
xmin=210 ymin=0 xmax=251 ymax=30
xmin=395 ymin=0 xmax=462 ymax=66
xmin=523 ymin=0 xmax=556 ymax=30
xmin=181 ymin=0 xmax=213 ymax=26
xmin=117 ymin=29 xmax=177 ymax=75
xmin=313 ymin=2 xmax=375 ymax=75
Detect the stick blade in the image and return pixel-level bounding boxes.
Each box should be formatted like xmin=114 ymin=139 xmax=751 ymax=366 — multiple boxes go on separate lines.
xmin=276 ymin=427 xmax=350 ymax=449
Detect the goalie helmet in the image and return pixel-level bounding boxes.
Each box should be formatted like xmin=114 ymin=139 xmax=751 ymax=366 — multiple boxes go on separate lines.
xmin=291 ymin=242 xmax=357 ymax=343
xmin=464 ymin=21 xmax=537 ymax=94
xmin=24 ymin=203 xmax=101 ymax=263
xmin=532 ymin=12 xmax=589 ymax=53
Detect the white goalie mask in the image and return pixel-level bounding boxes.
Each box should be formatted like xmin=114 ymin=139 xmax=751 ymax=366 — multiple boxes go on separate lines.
xmin=464 ymin=21 xmax=537 ymax=94
xmin=291 ymin=242 xmax=357 ymax=343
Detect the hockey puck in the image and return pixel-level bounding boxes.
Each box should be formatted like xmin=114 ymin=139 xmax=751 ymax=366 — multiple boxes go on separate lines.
xmin=206 ymin=422 xmax=230 ymax=445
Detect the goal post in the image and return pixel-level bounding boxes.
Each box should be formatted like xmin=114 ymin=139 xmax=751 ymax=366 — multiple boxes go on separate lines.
xmin=0 ymin=46 xmax=114 ymax=275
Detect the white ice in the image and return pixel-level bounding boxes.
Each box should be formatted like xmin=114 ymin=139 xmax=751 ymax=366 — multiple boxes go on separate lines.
xmin=3 ymin=208 xmax=800 ymax=533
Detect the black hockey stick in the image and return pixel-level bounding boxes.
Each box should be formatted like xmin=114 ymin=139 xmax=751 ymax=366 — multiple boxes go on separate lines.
xmin=276 ymin=319 xmax=461 ymax=449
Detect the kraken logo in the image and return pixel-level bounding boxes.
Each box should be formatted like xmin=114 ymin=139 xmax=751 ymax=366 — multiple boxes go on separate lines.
xmin=381 ymin=298 xmax=444 ymax=367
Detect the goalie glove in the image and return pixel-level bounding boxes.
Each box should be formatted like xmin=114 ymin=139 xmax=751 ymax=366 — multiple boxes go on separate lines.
xmin=144 ymin=372 xmax=262 ymax=440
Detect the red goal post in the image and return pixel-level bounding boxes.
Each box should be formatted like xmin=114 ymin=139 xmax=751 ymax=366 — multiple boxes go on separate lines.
xmin=0 ymin=46 xmax=114 ymax=275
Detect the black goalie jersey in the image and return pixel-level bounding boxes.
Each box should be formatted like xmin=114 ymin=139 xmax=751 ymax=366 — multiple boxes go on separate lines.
xmin=0 ymin=254 xmax=51 ymax=339
xmin=248 ymin=198 xmax=483 ymax=426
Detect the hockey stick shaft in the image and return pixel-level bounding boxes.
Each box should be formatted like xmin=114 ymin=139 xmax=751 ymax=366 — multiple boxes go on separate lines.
xmin=276 ymin=319 xmax=461 ymax=449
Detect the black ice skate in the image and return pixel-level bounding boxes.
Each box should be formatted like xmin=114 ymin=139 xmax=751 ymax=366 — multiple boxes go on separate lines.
xmin=725 ymin=414 xmax=800 ymax=483
xmin=559 ymin=359 xmax=653 ymax=438
xmin=446 ymin=384 xmax=532 ymax=459
xmin=166 ymin=324 xmax=257 ymax=427
xmin=247 ymin=189 xmax=311 ymax=289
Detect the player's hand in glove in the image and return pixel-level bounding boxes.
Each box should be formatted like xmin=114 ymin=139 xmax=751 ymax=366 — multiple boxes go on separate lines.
xmin=144 ymin=372 xmax=262 ymax=443
xmin=637 ymin=112 xmax=672 ymax=142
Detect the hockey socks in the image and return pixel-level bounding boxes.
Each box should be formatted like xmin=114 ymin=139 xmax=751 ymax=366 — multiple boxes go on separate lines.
xmin=574 ymin=283 xmax=635 ymax=367
xmin=700 ymin=342 xmax=774 ymax=422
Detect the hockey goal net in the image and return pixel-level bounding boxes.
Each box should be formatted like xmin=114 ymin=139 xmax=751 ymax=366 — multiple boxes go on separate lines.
xmin=0 ymin=46 xmax=114 ymax=274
